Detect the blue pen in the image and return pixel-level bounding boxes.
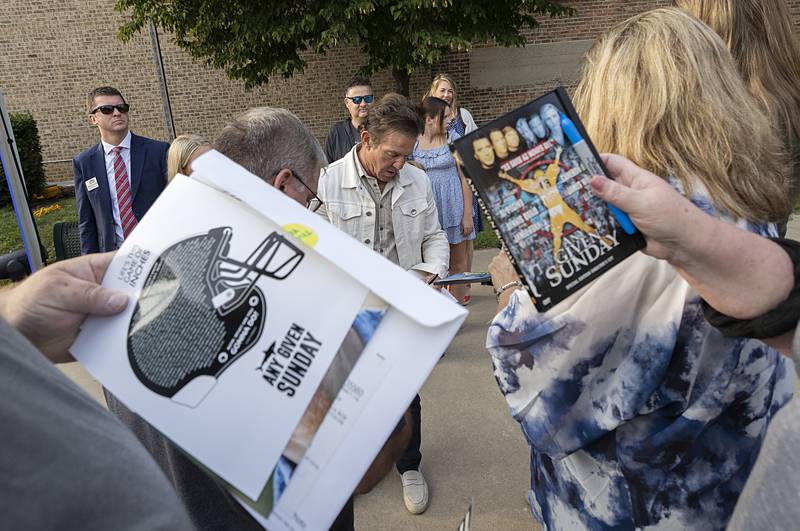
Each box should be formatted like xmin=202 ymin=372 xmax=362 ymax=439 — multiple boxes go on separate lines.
xmin=559 ymin=113 xmax=637 ymax=235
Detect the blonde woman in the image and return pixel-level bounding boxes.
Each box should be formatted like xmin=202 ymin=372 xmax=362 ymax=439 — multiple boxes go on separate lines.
xmin=427 ymin=74 xmax=480 ymax=303
xmin=487 ymin=8 xmax=793 ymax=530
xmin=677 ymin=0 xmax=800 ymax=232
xmin=413 ymin=96 xmax=475 ymax=304
xmin=167 ymin=134 xmax=211 ymax=181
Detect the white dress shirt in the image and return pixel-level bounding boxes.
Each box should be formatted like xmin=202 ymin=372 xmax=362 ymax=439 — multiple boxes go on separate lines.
xmin=100 ymin=131 xmax=132 ymax=246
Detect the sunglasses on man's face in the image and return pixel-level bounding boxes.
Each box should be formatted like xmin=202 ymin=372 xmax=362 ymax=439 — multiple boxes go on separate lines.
xmin=90 ymin=103 xmax=130 ymax=115
xmin=346 ymin=95 xmax=374 ymax=105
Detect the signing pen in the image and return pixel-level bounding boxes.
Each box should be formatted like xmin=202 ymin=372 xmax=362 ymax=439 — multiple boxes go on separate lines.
xmin=560 ymin=112 xmax=637 ymax=235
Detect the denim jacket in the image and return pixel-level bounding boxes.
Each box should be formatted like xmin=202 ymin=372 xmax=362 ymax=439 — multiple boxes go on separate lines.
xmin=317 ymin=145 xmax=449 ymax=276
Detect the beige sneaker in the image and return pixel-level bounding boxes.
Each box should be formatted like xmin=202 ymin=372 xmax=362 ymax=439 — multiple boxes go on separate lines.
xmin=401 ymin=470 xmax=429 ymax=514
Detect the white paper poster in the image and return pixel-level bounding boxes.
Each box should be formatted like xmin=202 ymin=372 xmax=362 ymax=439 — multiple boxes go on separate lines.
xmin=71 ymin=150 xmax=468 ymax=528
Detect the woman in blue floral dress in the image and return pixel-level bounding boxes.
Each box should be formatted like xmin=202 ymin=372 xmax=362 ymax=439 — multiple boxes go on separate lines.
xmin=486 ymin=8 xmax=794 ymax=530
xmin=427 ymin=75 xmax=482 ymax=304
xmin=412 ymin=96 xmax=475 ymax=303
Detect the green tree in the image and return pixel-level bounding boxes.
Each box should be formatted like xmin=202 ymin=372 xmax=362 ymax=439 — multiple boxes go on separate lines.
xmin=116 ymin=0 xmax=573 ymax=96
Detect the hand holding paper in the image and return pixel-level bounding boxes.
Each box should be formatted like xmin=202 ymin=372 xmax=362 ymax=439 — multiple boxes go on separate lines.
xmin=0 ymin=252 xmax=127 ymax=363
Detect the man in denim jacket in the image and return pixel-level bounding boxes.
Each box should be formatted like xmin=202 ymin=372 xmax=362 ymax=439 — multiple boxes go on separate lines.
xmin=317 ymin=93 xmax=448 ymax=515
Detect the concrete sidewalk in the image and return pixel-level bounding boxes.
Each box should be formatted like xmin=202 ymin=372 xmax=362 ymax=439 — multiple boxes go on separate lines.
xmin=354 ymin=248 xmax=534 ymax=530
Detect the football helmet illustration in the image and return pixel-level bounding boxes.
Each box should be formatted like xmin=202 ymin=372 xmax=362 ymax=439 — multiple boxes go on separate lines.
xmin=128 ymin=227 xmax=304 ymax=407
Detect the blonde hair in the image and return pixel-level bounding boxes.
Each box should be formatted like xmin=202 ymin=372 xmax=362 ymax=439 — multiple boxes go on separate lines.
xmin=167 ymin=134 xmax=210 ymax=182
xmin=427 ymin=74 xmax=460 ymax=115
xmin=574 ymin=7 xmax=790 ymax=222
xmin=676 ymin=0 xmax=800 ymax=161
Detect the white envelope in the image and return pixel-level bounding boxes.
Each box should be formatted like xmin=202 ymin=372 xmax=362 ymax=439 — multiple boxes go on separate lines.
xmin=72 ymin=150 xmax=467 ymax=530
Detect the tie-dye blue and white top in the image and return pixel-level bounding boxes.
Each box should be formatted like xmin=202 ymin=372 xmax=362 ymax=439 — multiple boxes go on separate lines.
xmin=486 ymin=188 xmax=795 ymax=530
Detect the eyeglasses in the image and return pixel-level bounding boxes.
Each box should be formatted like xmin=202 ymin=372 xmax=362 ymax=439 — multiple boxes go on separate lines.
xmin=90 ymin=103 xmax=130 ymax=115
xmin=346 ymin=95 xmax=374 ymax=105
xmin=291 ymin=170 xmax=324 ymax=212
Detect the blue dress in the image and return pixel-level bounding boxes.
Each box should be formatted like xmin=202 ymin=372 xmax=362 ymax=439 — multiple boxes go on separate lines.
xmin=448 ymin=112 xmax=484 ymax=234
xmin=486 ymin=183 xmax=794 ymax=530
xmin=412 ymin=143 xmax=476 ymax=244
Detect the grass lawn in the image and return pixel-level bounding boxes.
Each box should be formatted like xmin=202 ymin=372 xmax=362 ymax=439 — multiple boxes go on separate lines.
xmin=0 ymin=195 xmax=78 ymax=263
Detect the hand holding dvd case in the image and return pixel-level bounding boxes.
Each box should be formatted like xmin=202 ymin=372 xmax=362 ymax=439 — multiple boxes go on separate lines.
xmin=452 ymin=87 xmax=645 ymax=311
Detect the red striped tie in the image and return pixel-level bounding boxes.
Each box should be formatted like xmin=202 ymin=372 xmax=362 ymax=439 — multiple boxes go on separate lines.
xmin=112 ymin=146 xmax=137 ymax=239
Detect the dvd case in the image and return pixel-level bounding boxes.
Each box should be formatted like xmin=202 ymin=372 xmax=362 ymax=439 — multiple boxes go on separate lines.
xmin=452 ymin=87 xmax=645 ymax=311
xmin=432 ymin=272 xmax=492 ymax=286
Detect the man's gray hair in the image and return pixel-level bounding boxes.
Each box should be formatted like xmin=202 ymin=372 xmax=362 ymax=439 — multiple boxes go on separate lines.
xmin=214 ymin=107 xmax=326 ymax=187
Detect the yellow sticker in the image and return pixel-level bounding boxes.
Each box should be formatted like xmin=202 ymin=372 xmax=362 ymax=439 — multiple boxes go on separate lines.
xmin=282 ymin=224 xmax=318 ymax=248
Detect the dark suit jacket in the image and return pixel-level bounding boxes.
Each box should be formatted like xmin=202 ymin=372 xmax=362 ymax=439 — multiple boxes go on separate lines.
xmin=73 ymin=133 xmax=169 ymax=254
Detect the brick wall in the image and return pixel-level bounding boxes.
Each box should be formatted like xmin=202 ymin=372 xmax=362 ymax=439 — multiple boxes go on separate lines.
xmin=1 ymin=0 xmax=798 ymax=182
xmin=437 ymin=0 xmax=672 ymax=126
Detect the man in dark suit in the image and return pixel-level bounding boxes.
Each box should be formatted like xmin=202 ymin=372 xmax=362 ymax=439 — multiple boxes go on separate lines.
xmin=73 ymin=86 xmax=169 ymax=254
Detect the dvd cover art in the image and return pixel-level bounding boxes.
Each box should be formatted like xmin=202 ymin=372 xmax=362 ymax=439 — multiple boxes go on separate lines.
xmin=453 ymin=88 xmax=644 ymax=311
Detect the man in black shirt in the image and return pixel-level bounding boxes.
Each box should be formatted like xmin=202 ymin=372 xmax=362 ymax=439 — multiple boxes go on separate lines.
xmin=325 ymin=76 xmax=374 ymax=163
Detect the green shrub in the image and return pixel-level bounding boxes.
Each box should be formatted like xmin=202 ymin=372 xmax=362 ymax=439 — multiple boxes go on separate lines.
xmin=474 ymin=212 xmax=501 ymax=249
xmin=0 ymin=112 xmax=46 ymax=207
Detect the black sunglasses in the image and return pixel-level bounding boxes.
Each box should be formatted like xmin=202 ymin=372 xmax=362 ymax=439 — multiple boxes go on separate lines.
xmin=346 ymin=95 xmax=374 ymax=105
xmin=90 ymin=103 xmax=130 ymax=115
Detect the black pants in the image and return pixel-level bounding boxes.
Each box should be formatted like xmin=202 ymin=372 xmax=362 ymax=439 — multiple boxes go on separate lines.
xmin=329 ymin=496 xmax=354 ymax=531
xmin=395 ymin=394 xmax=422 ymax=474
